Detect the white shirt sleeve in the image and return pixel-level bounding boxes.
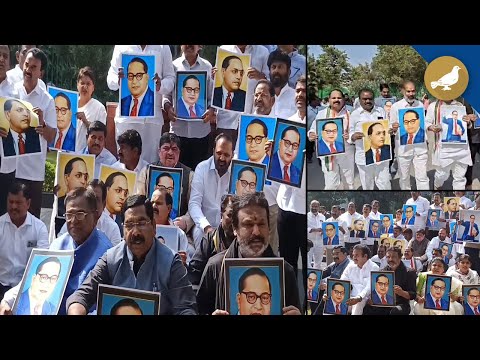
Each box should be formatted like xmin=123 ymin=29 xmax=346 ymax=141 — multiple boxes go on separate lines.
xmin=158 ymin=46 xmax=175 ymax=96
xmin=1 ymin=283 xmax=19 ymax=308
xmin=37 ymin=220 xmax=49 ymax=249
xmin=188 ymin=165 xmax=210 ymax=231
xmin=107 ymin=45 xmax=122 ymax=91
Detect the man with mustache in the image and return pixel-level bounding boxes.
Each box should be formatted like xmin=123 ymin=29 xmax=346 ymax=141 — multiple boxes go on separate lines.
xmin=308 ymin=89 xmax=354 ymax=190
xmin=66 ymin=194 xmax=197 ymax=315
xmin=2 ymin=99 xmax=41 ymax=156
xmin=197 ymin=192 xmax=301 ymax=315
xmin=80 ymin=121 xmax=116 ymax=179
xmin=112 ymin=130 xmax=149 ymax=185
xmin=0 ymin=182 xmax=49 ymax=300
xmin=268 ymin=50 xmax=296 ymax=118
xmin=6 ymin=45 xmax=46 ymax=89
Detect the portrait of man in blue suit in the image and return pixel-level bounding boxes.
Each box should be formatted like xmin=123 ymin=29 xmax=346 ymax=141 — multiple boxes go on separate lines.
xmin=426 ymin=209 xmax=441 ymax=229
xmin=270 ymin=125 xmax=301 ymax=186
xmin=317 ymin=119 xmax=344 ymax=156
xmin=245 ymin=119 xmax=270 ymax=165
xmin=2 ymin=99 xmax=41 ymax=157
xmin=402 ymin=205 xmax=416 ymax=225
xmin=368 ymin=220 xmax=381 ymax=238
xmin=400 ymin=109 xmax=424 ymax=145
xmin=442 ymin=110 xmax=466 ymax=143
xmin=121 ymin=57 xmax=155 ymax=117
xmin=14 ymin=257 xmax=62 ymax=315
xmin=307 ymin=271 xmax=319 ymax=302
xmin=380 ymin=215 xmax=394 ymax=235
xmin=425 ymin=277 xmax=450 ymax=311
xmin=365 ymin=122 xmax=391 ymax=165
xmin=213 ymin=55 xmax=246 ymax=112
xmin=50 ymin=92 xmax=76 ymax=151
xmin=325 ymin=282 xmax=348 ymax=315
xmin=176 ymin=74 xmax=205 ymax=119
xmin=371 ymin=273 xmax=394 ymax=306
xmin=462 ymin=214 xmax=479 ymax=241
xmin=323 ymin=223 xmax=339 ymax=246
xmin=464 ymin=287 xmax=480 ymax=315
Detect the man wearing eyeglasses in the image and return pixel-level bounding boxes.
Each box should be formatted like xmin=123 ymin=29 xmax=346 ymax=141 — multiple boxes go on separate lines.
xmin=465 ymin=287 xmax=480 ymax=315
xmin=235 ymin=267 xmax=272 ymax=315
xmin=66 ymin=194 xmax=197 ymax=315
xmin=235 ymin=167 xmax=257 ymax=196
xmin=50 ymin=92 xmax=75 ymax=151
xmin=325 ymin=282 xmax=348 ymax=315
xmin=270 ymin=125 xmax=301 ymax=185
xmin=176 ymin=74 xmax=205 ymax=119
xmin=155 ymin=172 xmax=178 ymax=220
xmin=245 ymin=119 xmax=270 ymax=164
xmin=319 ymin=121 xmax=344 ymax=155
xmin=120 ymin=57 xmax=154 ymax=118
xmin=426 ymin=277 xmax=449 ymax=311
xmin=15 ymin=257 xmax=61 ymax=315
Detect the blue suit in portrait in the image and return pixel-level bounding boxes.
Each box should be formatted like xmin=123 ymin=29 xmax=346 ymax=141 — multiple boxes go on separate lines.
xmin=213 ymin=87 xmax=246 ymax=112
xmin=403 ymin=216 xmax=415 ymax=225
xmin=462 ymin=222 xmax=479 ymax=241
xmin=368 ymin=229 xmax=380 ymax=238
xmin=380 ymin=225 xmax=394 ymax=234
xmin=400 ymin=129 xmax=425 ymax=145
xmin=176 ymin=98 xmax=205 ymax=119
xmin=269 ymin=151 xmax=300 ymax=185
xmin=465 ymin=303 xmax=480 ymax=315
xmin=442 ymin=118 xmax=466 ymax=142
xmin=2 ymin=127 xmax=41 ymax=156
xmin=307 ymin=289 xmax=318 ymax=302
xmin=15 ymin=290 xmax=56 ymax=315
xmin=49 ymin=124 xmax=76 ymax=151
xmin=365 ymin=145 xmax=391 ymax=165
xmin=426 ymin=219 xmax=440 ymax=228
xmin=318 ymin=139 xmax=344 ymax=155
xmin=323 ymin=235 xmax=339 ymax=246
xmin=325 ymin=297 xmax=348 ymax=315
xmin=121 ymin=87 xmax=155 ymax=117
xmin=425 ymin=293 xmax=449 ymax=310
xmin=372 ymin=290 xmax=394 ymax=305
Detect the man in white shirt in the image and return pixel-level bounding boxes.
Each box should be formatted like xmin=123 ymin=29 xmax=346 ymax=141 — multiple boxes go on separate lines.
xmin=10 ymin=48 xmax=57 ymax=218
xmin=370 ymin=200 xmax=382 ymax=219
xmin=340 ymin=202 xmax=362 ymax=251
xmin=455 ymin=191 xmax=474 ymax=210
xmin=111 ymin=129 xmax=148 ymax=193
xmin=189 ymin=133 xmax=233 ymax=248
xmin=406 ymin=191 xmax=430 ymax=230
xmin=370 ymin=245 xmax=388 ymax=268
xmin=308 ymin=200 xmax=325 ymax=269
xmin=81 ymin=121 xmax=117 ymax=179
xmin=341 ymin=244 xmax=379 ymax=315
xmin=430 ymin=192 xmax=443 ymax=210
xmin=268 ymin=49 xmax=297 ymax=118
xmin=425 ymin=228 xmax=456 ymax=266
xmin=58 ymin=179 xmax=121 ymax=247
xmin=6 ymin=45 xmax=46 ymax=89
xmin=107 ymin=45 xmax=175 ymax=163
xmin=0 ymin=182 xmax=49 ymax=299
xmin=164 ymin=45 xmax=215 ymax=171
xmin=277 ymin=45 xmax=306 ymax=89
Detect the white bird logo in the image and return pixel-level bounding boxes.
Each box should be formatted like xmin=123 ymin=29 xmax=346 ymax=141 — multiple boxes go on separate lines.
xmin=430 ymin=65 xmax=461 ymax=91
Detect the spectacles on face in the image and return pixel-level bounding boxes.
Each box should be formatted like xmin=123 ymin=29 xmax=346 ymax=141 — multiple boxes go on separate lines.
xmin=377 ymin=281 xmax=389 ymax=288
xmin=432 ymin=284 xmax=446 ymax=291
xmin=246 ymin=135 xmax=266 ymax=144
xmin=323 ymin=129 xmax=338 ymax=134
xmin=55 ymin=107 xmax=69 ymax=115
xmin=282 ymin=139 xmax=300 ymax=150
xmin=37 ymin=273 xmax=59 ymax=283
xmin=124 ymin=220 xmax=151 ymax=231
xmin=156 ymin=185 xmax=174 ymax=192
xmin=332 ymin=289 xmax=345 ymax=296
xmin=184 ymin=87 xmax=200 ymax=94
xmin=469 ymin=294 xmax=480 ymax=300
xmin=113 ymin=187 xmax=129 ymax=197
xmin=65 ymin=211 xmax=93 ymax=222
xmin=127 ymin=72 xmax=146 ymax=81
xmin=307 ymin=277 xmax=317 ymax=283
xmin=241 ymin=291 xmax=271 ymax=305
xmin=239 ymin=179 xmax=256 ymax=189
xmin=403 ymin=119 xmax=418 ymax=126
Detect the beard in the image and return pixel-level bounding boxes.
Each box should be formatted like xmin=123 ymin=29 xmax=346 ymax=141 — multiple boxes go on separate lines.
xmin=238 ymin=235 xmax=268 ymax=258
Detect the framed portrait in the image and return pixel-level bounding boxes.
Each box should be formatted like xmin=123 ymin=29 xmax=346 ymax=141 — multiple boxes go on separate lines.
xmin=456 ymin=210 xmax=480 ymax=242
xmin=12 ymin=249 xmax=74 ymax=315
xmin=97 ymin=284 xmax=160 ymax=315
xmin=462 ymin=285 xmax=480 ymax=315
xmin=439 ymin=241 xmax=453 ymax=260
xmin=306 ymin=268 xmax=322 ymax=303
xmin=349 ymin=218 xmax=365 ymax=238
xmin=266 ymin=118 xmax=306 ymax=188
xmin=443 ymin=197 xmax=460 ymax=220
xmin=119 ymin=53 xmax=156 ymax=118
xmin=224 ymin=258 xmax=285 ymax=315
xmin=424 ymin=274 xmax=452 ymax=312
xmin=315 ymin=118 xmax=345 ymax=158
xmin=401 ymin=204 xmax=417 ymax=225
xmin=322 ymin=221 xmax=340 ymax=246
xmin=228 ymin=159 xmax=266 ymax=196
xmin=370 ymin=271 xmax=395 ymax=307
xmin=324 ymin=278 xmax=350 ymax=315
xmin=440 ymin=105 xmax=468 ymax=144
xmin=0 ymin=96 xmax=41 ymax=158
xmin=379 ymin=214 xmax=394 ymax=235
xmin=99 ymin=165 xmax=137 ymax=217
xmin=390 ymin=238 xmax=407 ymax=254
xmin=238 ymin=114 xmax=276 ymax=168
xmin=54 ymin=152 xmax=95 ymax=218
xmin=426 ymin=209 xmax=443 ymax=230
xmin=381 ymin=97 xmax=395 ymax=114
xmin=147 ymin=165 xmax=183 ymax=220
xmin=156 ymin=225 xmax=183 ymax=253
xmin=474 ymin=108 xmax=480 ymax=129
xmin=175 ymin=71 xmax=207 ymax=121
xmin=47 ymin=86 xmax=78 ymax=152
xmin=379 ymin=237 xmax=392 ymax=249
xmin=362 ymin=120 xmax=391 ymax=166
xmin=367 ymin=219 xmax=382 ymax=238
xmin=449 ymin=220 xmax=458 ymax=243
xmin=211 ymin=48 xmax=251 ymax=114
xmin=398 ymin=107 xmax=426 ymax=146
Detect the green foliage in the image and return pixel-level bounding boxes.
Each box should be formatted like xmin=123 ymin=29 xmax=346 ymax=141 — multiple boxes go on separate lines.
xmin=43 ymin=161 xmax=55 ymax=193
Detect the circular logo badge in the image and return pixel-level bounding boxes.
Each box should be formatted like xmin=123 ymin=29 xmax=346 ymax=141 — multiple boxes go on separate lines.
xmin=424 ymin=56 xmax=468 ymax=100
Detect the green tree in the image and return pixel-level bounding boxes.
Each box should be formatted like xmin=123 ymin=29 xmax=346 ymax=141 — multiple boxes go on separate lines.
xmin=348 ymin=62 xmax=379 ymax=98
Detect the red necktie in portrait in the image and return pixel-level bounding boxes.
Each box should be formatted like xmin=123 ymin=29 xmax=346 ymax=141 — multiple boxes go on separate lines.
xmin=407 ymin=134 xmax=414 ymax=144
xmin=475 ymin=307 xmax=480 ymax=315
xmin=225 ymin=92 xmax=232 ymax=110
xmin=436 ymin=300 xmax=442 ymax=309
xmin=308 ymin=290 xmax=312 ymax=299
xmin=18 ymin=134 xmax=26 ymax=155
xmin=376 ymin=149 xmax=381 ymax=162
xmin=470 ymin=224 xmax=474 ymax=237
xmin=330 ymin=144 xmax=337 ymax=154
xmin=130 ymin=98 xmax=138 ymax=116
xmin=283 ymin=165 xmax=290 ymax=182
xmin=454 ymin=120 xmax=458 ymax=135
xmin=189 ymin=106 xmax=196 ymax=117
xmin=381 ymin=296 xmax=387 ymax=305
xmin=336 ymin=304 xmax=341 ymax=314
xmin=55 ymin=131 xmax=63 ymax=149
xmin=328 ymin=237 xmax=332 ymax=245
